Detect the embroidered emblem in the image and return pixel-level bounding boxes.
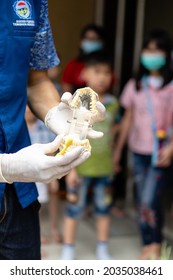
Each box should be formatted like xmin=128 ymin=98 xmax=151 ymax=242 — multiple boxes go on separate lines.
xmin=13 ymin=1 xmax=31 ymax=19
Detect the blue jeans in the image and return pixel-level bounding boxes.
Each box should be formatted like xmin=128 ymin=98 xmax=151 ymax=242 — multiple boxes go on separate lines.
xmin=66 ymin=177 xmax=113 ymax=219
xmin=0 ymin=185 xmax=41 ymax=260
xmin=133 ymin=153 xmax=166 ymax=245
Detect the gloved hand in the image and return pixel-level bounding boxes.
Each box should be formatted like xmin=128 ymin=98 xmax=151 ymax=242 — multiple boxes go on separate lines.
xmin=45 ymin=92 xmax=105 ymax=139
xmin=0 ymin=135 xmax=90 ymax=184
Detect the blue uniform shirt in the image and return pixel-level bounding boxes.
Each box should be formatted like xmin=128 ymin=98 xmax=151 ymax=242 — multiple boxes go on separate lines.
xmin=0 ymin=0 xmax=59 ymax=209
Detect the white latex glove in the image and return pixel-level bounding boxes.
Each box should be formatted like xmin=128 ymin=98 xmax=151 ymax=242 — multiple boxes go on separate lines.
xmin=0 ymin=135 xmax=90 ymax=184
xmin=45 ymin=92 xmax=105 ymax=139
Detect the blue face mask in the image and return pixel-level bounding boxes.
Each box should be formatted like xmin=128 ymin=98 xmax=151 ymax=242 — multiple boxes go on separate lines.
xmin=140 ymin=54 xmax=166 ymax=71
xmin=81 ymin=40 xmax=103 ymax=53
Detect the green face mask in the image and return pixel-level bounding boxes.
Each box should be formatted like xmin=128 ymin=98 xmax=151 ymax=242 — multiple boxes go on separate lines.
xmin=140 ymin=54 xmax=166 ymax=71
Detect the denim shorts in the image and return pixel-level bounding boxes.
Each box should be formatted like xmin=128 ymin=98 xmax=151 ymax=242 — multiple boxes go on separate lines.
xmin=0 ymin=185 xmax=41 ymax=260
xmin=65 ymin=176 xmax=113 ymax=219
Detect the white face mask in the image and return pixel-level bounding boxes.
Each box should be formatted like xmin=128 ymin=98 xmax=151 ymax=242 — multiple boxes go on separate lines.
xmin=147 ymin=76 xmax=163 ymax=89
xmin=81 ymin=40 xmax=103 ymax=53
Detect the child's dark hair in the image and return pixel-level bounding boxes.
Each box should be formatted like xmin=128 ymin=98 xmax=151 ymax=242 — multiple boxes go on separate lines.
xmin=78 ymin=24 xmax=107 ymax=59
xmin=80 ymin=23 xmax=106 ymax=41
xmin=84 ymin=50 xmax=113 ymax=70
xmin=135 ymin=29 xmax=173 ymax=90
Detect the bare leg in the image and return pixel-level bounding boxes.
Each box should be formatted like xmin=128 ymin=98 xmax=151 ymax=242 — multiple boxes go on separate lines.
xmin=96 ymin=215 xmax=110 ymax=241
xmin=138 ymin=243 xmax=161 ymax=260
xmin=61 ymin=216 xmax=78 ymax=260
xmin=48 ymin=180 xmax=62 ymax=243
xmin=149 ymin=243 xmax=161 ymax=259
xmin=63 ymin=216 xmax=78 ymax=244
xmin=96 ymin=215 xmax=112 ymax=259
xmin=138 ymin=245 xmax=153 ymax=260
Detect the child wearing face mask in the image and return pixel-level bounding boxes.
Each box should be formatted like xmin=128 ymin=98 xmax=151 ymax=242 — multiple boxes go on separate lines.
xmin=60 ymin=51 xmax=119 ymax=260
xmin=114 ymin=29 xmax=173 ymax=260
xmin=61 ymin=23 xmax=106 ymax=93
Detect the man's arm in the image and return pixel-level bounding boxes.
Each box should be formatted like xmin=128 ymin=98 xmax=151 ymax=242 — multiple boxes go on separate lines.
xmin=27 ymin=69 xmax=60 ymax=121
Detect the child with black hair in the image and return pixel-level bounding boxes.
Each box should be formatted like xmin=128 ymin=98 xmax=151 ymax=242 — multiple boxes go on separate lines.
xmin=60 ymin=51 xmax=119 ymax=260
xmin=61 ymin=23 xmax=107 ymax=93
xmin=114 ymin=29 xmax=173 ymax=259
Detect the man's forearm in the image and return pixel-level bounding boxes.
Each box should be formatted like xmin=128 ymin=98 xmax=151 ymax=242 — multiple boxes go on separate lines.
xmin=27 ymin=70 xmax=60 ymax=121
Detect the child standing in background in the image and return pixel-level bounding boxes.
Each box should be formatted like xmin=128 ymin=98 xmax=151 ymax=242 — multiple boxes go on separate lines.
xmin=61 ymin=24 xmax=106 ymax=93
xmin=114 ymin=29 xmax=173 ymax=259
xmin=25 ymin=106 xmax=63 ymax=245
xmin=61 ymin=51 xmax=119 ymax=260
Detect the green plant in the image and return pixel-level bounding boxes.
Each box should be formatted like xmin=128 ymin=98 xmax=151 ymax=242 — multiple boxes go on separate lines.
xmin=160 ymin=242 xmax=172 ymax=260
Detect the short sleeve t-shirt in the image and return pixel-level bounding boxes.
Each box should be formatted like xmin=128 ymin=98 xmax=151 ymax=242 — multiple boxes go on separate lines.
xmin=120 ymin=79 xmax=173 ymax=154
xmin=77 ymin=94 xmax=119 ymax=177
xmin=0 ymin=0 xmax=59 ymax=153
xmin=29 ymin=0 xmax=60 ymax=70
xmin=62 ymin=59 xmax=86 ymax=88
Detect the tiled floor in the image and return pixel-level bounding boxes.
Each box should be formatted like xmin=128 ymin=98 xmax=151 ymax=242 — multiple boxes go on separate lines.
xmin=39 ymin=156 xmax=173 ymax=260
xmin=40 ymin=201 xmax=142 ymax=260
xmin=39 ymin=172 xmax=173 ymax=261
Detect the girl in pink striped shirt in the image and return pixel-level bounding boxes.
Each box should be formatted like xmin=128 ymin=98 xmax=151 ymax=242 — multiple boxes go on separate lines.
xmin=115 ymin=29 xmax=173 ymax=259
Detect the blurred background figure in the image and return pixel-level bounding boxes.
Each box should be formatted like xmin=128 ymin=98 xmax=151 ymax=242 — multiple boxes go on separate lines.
xmin=114 ymin=29 xmax=173 ymax=260
xmin=60 ymin=51 xmax=119 ymax=260
xmin=61 ymin=23 xmax=107 ymax=93
xmin=25 ymin=106 xmax=63 ymax=251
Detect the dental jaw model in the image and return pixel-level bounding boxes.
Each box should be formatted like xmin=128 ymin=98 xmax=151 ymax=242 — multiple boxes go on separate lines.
xmin=58 ymin=87 xmax=99 ymax=155
xmin=58 ymin=87 xmax=100 ymax=204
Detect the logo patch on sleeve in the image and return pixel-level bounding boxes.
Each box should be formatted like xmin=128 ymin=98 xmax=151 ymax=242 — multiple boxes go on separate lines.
xmin=13 ymin=1 xmax=35 ymax=27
